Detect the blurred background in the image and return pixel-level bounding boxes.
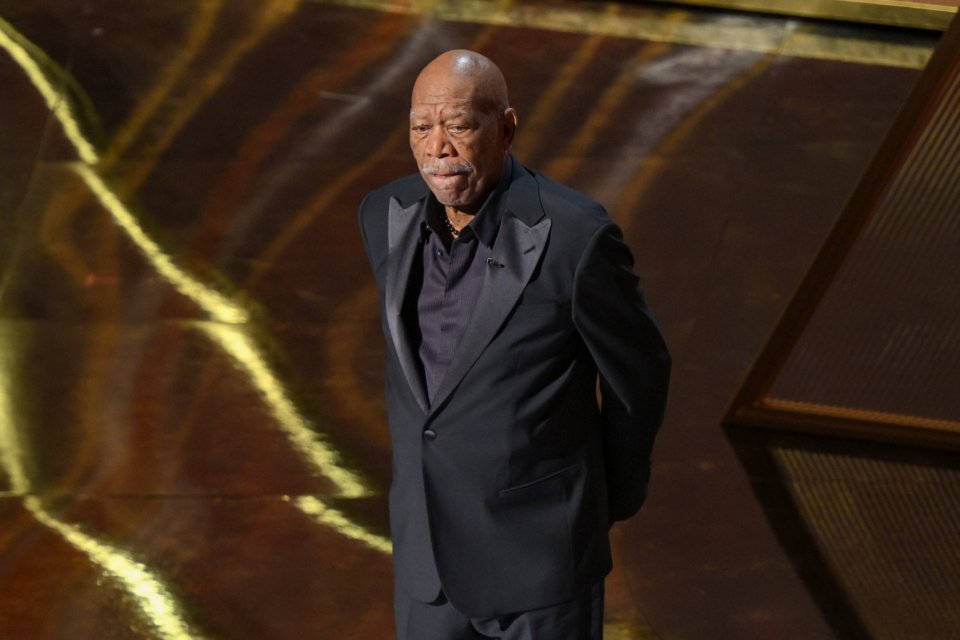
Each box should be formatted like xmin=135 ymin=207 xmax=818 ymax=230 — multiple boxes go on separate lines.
xmin=1 ymin=1 xmax=958 ymax=638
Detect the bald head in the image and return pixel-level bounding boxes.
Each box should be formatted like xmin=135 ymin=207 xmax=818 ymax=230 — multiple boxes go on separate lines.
xmin=412 ymin=49 xmax=510 ymax=115
xmin=409 ymin=50 xmax=519 ymax=218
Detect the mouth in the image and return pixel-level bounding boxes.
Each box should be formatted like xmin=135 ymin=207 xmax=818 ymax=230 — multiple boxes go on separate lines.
xmin=422 ymin=163 xmax=473 ymax=180
xmin=428 ymin=171 xmax=469 ymax=186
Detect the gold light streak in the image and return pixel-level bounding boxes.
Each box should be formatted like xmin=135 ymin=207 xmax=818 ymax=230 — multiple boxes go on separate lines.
xmin=201 ymin=323 xmax=373 ymax=498
xmin=73 ymin=163 xmax=250 ymax=324
xmin=0 ymin=348 xmax=208 ymax=639
xmin=544 ymin=41 xmax=671 ymax=185
xmin=0 ymin=16 xmax=99 ymax=164
xmin=25 ymin=497 xmax=210 ymax=640
xmin=100 ymin=0 xmax=223 ymax=165
xmin=613 ymin=52 xmax=777 ymax=240
xmin=4 ymin=0 xmax=375 ymax=498
xmin=2 ymin=5 xmax=384 ymax=630
xmin=194 ymin=10 xmax=408 ymax=256
xmin=511 ymin=31 xmax=608 ymax=163
xmin=37 ymin=0 xmax=299 ymax=289
xmin=0 ymin=15 xmax=215 ymax=637
xmin=75 ymin=160 xmax=377 ymax=498
xmin=34 ymin=0 xmax=219 ymax=288
xmin=248 ymin=125 xmax=408 ymax=285
xmin=0 ymin=367 xmax=29 ymax=496
xmin=111 ymin=0 xmax=302 ymax=190
xmin=290 ymin=496 xmax=392 ymax=553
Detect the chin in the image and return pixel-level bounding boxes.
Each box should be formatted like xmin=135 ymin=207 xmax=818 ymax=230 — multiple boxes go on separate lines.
xmin=433 ymin=192 xmax=471 ymax=208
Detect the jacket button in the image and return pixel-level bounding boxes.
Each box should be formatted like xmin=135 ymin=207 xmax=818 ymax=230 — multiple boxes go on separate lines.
xmin=423 ymin=429 xmax=437 ymax=441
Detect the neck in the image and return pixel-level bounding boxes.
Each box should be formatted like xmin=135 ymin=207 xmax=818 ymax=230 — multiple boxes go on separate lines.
xmin=444 ymin=207 xmax=474 ymax=231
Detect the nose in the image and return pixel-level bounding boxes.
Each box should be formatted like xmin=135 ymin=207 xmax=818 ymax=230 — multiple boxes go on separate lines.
xmin=426 ymin=126 xmax=452 ymax=158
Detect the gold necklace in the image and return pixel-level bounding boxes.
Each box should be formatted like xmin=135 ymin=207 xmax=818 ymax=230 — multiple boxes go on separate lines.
xmin=442 ymin=214 xmax=461 ymax=238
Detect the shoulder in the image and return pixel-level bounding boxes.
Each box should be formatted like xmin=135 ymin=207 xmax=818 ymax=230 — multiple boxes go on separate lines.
xmin=358 ymin=171 xmax=426 ymax=238
xmin=514 ymin=164 xmax=613 ymax=242
xmin=357 ymin=172 xmax=427 ymax=264
xmin=360 ymin=172 xmax=428 ymax=218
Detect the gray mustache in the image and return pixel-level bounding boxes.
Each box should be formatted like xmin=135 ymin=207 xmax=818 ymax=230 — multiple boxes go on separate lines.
xmin=421 ymin=163 xmax=473 ymax=176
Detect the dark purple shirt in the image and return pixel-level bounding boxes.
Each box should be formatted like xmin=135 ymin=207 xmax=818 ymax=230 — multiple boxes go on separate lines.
xmin=413 ymin=164 xmax=508 ymax=404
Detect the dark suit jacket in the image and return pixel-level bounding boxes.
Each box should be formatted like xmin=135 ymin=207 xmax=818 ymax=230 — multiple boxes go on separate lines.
xmin=358 ymin=157 xmax=670 ymax=618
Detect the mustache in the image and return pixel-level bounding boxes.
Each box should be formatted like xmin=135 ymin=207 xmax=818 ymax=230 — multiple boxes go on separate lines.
xmin=420 ymin=162 xmax=474 ymax=176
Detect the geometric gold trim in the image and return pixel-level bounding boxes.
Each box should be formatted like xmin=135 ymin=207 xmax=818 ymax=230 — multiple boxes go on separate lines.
xmin=311 ymin=0 xmax=936 ymax=68
xmin=762 ymin=398 xmax=960 ymax=434
xmin=647 ymin=0 xmax=958 ymax=31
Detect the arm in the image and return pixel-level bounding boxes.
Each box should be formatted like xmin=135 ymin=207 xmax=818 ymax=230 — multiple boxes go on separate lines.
xmin=572 ymin=223 xmax=671 ymax=521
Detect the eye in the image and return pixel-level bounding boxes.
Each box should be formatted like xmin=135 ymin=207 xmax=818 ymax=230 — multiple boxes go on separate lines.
xmin=411 ymin=124 xmax=430 ymax=135
xmin=448 ymin=124 xmax=468 ymax=133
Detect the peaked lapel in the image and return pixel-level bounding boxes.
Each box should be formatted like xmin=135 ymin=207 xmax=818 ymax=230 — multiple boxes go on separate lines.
xmin=386 ymin=196 xmax=430 ymax=414
xmin=429 ymin=211 xmax=552 ymax=415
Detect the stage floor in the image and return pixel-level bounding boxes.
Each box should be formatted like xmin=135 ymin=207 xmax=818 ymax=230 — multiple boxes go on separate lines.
xmin=0 ymin=1 xmax=941 ymax=638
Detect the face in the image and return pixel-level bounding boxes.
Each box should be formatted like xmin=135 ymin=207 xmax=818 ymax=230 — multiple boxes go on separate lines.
xmin=410 ymin=76 xmax=516 ymax=214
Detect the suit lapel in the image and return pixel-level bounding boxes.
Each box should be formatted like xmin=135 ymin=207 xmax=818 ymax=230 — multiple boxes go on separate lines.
xmin=386 ymin=196 xmax=430 ymax=414
xmin=429 ymin=213 xmax=552 ymax=414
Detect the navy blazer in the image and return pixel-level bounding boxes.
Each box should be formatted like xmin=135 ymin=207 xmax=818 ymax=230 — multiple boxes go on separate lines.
xmin=358 ymin=157 xmax=670 ymax=618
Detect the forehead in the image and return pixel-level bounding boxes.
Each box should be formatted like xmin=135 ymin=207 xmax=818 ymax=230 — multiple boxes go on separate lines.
xmin=411 ymin=67 xmax=492 ymax=110
xmin=409 ymin=102 xmax=479 ymax=120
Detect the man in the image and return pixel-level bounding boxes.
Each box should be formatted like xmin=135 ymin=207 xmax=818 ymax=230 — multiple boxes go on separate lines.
xmin=358 ymin=50 xmax=670 ymax=639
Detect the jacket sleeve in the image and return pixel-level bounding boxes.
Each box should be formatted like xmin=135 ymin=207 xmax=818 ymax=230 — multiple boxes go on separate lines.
xmin=572 ymin=222 xmax=671 ymax=522
xmin=357 ymin=191 xmax=388 ymax=277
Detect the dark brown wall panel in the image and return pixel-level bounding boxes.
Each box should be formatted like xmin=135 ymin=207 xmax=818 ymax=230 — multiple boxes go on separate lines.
xmin=727 ymin=11 xmax=960 ymax=640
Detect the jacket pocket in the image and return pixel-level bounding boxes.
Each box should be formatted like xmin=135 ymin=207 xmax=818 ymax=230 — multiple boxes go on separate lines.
xmin=498 ymin=462 xmax=578 ymax=496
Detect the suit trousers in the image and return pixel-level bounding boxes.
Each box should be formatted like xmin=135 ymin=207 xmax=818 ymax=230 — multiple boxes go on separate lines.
xmin=394 ymin=581 xmax=604 ymax=640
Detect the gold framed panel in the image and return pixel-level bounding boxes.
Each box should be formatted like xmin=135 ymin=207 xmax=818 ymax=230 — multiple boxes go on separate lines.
xmin=725 ymin=10 xmax=960 ymax=449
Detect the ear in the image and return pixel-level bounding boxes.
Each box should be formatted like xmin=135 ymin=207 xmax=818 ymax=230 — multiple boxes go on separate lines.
xmin=501 ymin=107 xmax=519 ymax=149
